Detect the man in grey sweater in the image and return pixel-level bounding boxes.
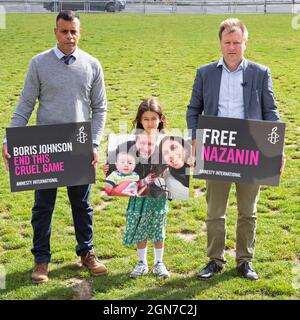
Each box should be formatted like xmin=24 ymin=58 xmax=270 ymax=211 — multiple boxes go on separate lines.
xmin=2 ymin=10 xmax=108 ymax=283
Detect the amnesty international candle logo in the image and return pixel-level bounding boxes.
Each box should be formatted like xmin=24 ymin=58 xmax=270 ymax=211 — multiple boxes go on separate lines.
xmin=268 ymin=127 xmax=280 ymax=145
xmin=6 ymin=122 xmax=95 ymax=192
xmin=194 ymin=116 xmax=285 ymax=186
xmin=77 ymin=126 xmax=88 ymax=144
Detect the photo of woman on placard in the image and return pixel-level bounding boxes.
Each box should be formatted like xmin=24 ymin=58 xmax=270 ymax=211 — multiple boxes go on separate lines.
xmin=158 ymin=135 xmax=191 ymax=200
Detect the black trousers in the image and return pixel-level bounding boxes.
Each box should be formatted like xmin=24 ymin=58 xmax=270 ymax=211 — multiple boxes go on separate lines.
xmin=31 ymin=185 xmax=93 ymax=263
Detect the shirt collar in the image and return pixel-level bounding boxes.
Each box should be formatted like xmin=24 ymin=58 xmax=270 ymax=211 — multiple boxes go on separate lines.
xmin=53 ymin=46 xmax=79 ymax=59
xmin=217 ymin=57 xmax=247 ymax=73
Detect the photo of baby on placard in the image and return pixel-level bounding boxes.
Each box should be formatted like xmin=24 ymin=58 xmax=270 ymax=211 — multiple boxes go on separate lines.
xmin=104 ymin=133 xmax=191 ymax=200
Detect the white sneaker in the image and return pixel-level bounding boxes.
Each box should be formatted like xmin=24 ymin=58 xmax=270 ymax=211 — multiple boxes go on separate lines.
xmin=153 ymin=262 xmax=170 ymax=278
xmin=130 ymin=261 xmax=149 ymax=278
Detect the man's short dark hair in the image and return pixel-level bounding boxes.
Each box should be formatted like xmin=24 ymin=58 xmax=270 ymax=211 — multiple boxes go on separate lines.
xmin=56 ymin=10 xmax=80 ymax=23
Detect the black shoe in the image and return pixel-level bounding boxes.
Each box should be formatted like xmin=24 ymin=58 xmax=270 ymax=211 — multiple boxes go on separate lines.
xmin=236 ymin=261 xmax=259 ymax=280
xmin=197 ymin=260 xmax=224 ymax=280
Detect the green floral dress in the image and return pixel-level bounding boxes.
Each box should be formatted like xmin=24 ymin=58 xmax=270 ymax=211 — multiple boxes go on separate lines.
xmin=123 ymin=196 xmax=168 ymax=246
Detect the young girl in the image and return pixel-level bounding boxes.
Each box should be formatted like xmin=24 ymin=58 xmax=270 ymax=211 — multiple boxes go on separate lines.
xmin=124 ymin=97 xmax=170 ymax=278
xmin=105 ymin=97 xmax=170 ymax=278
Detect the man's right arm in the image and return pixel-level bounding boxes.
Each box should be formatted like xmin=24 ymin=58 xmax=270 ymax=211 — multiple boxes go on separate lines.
xmin=186 ymin=68 xmax=204 ymax=161
xmin=2 ymin=59 xmax=39 ymax=170
xmin=9 ymin=59 xmax=40 ymax=128
xmin=2 ymin=143 xmax=10 ymax=171
xmin=186 ymin=68 xmax=204 ymax=141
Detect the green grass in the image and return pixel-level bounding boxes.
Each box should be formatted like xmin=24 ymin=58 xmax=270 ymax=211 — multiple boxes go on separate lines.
xmin=0 ymin=13 xmax=300 ymax=300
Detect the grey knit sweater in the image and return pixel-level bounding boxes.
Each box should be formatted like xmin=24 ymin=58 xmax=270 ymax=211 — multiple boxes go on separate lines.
xmin=6 ymin=48 xmax=107 ymax=145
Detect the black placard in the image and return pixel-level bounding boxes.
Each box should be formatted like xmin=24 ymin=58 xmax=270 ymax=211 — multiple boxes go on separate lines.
xmin=6 ymin=122 xmax=95 ymax=192
xmin=194 ymin=116 xmax=285 ymax=186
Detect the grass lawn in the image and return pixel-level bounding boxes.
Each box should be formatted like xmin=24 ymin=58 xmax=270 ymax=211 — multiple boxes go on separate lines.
xmin=0 ymin=13 xmax=299 ymax=300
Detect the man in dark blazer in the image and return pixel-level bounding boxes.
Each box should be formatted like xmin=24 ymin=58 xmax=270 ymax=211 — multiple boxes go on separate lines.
xmin=186 ymin=18 xmax=283 ymax=281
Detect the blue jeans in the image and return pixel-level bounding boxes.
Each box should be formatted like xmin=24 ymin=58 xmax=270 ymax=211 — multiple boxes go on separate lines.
xmin=31 ymin=185 xmax=93 ymax=264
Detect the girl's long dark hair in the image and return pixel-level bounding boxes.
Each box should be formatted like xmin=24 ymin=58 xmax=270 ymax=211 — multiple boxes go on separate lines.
xmin=132 ymin=97 xmax=166 ymax=132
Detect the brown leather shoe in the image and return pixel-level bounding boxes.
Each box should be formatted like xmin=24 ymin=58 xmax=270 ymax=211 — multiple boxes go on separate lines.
xmin=31 ymin=263 xmax=49 ymax=284
xmin=81 ymin=251 xmax=108 ymax=276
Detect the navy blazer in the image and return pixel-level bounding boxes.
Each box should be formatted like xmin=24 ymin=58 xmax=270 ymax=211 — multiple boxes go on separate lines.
xmin=186 ymin=60 xmax=280 ymax=138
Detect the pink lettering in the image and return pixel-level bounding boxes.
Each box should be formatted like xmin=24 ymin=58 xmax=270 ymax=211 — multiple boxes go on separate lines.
xmin=42 ymin=162 xmax=64 ymax=173
xmin=235 ymin=149 xmax=245 ymax=164
xmin=201 ymin=145 xmax=210 ymax=161
xmin=218 ymin=147 xmax=227 ymax=163
xmin=209 ymin=146 xmax=218 ymax=162
xmin=13 ymin=156 xmax=31 ymax=166
xmin=15 ymin=165 xmax=41 ymax=175
xmin=199 ymin=146 xmax=260 ymax=166
xmin=226 ymin=148 xmax=235 ymax=164
xmin=249 ymin=150 xmax=259 ymax=166
xmin=32 ymin=154 xmax=50 ymax=164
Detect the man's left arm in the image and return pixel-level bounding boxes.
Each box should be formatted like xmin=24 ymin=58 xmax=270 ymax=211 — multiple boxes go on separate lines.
xmin=90 ymin=62 xmax=108 ymax=167
xmin=261 ymin=67 xmax=280 ymax=121
xmin=262 ymin=67 xmax=285 ymax=174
